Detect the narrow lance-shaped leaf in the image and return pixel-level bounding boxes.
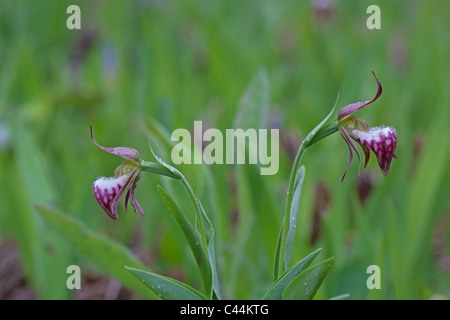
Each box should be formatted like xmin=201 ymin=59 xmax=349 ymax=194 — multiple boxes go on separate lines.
xmin=150 ymin=142 xmax=220 ymax=299
xmin=13 ymin=124 xmax=66 ymax=299
xmin=35 ymin=204 xmax=157 ymax=299
xmin=148 ymin=138 xmax=209 ymax=256
xmin=233 ymin=67 xmax=270 ymax=130
xmin=157 ymin=186 xmax=212 ymax=295
xmin=141 ymin=117 xmax=222 ymax=242
xmin=283 ymin=166 xmax=305 ymax=271
xmin=147 ymin=138 xmax=183 ymax=180
xmin=262 ymin=248 xmax=321 ymax=300
xmin=282 ymin=257 xmax=335 ymax=300
xmin=126 ymin=266 xmax=204 ymax=300
xmin=274 ymin=99 xmax=337 ymax=280
xmin=303 ymin=96 xmax=339 ymax=149
xmin=230 ymin=68 xmax=277 ymax=294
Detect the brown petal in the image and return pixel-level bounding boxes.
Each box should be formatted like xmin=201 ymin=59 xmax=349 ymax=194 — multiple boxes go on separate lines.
xmin=90 ymin=125 xmax=141 ymax=162
xmin=340 ymin=129 xmax=362 ymax=182
xmin=338 ymin=71 xmax=383 ymax=121
xmin=361 ymin=144 xmax=371 ymax=168
xmin=110 ymin=169 xmax=139 ymax=218
xmin=130 ymin=179 xmax=144 ymax=218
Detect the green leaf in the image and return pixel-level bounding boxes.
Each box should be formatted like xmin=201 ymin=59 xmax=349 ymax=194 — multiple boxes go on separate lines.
xmin=35 ymin=204 xmax=157 ymax=299
xmin=147 ymin=138 xmax=183 ymax=180
xmin=13 ymin=123 xmax=70 ymax=299
xmin=228 ymin=68 xmax=278 ymax=296
xmin=274 ymin=99 xmax=338 ymax=279
xmin=142 ymin=117 xmax=223 ymax=241
xmin=284 ymin=166 xmax=306 ymax=271
xmin=233 ymin=67 xmax=270 ymax=129
xmin=302 ymin=95 xmax=339 ymax=149
xmin=148 ymin=139 xmax=221 ymax=299
xmin=229 ymin=162 xmax=280 ymax=295
xmin=262 ymin=248 xmax=321 ymax=300
xmin=405 ymin=100 xmax=450 ymax=275
xmin=157 ymin=185 xmax=212 ymax=295
xmin=282 ymin=257 xmax=335 ymax=300
xmin=126 ymin=266 xmax=205 ymax=300
xmin=273 ymin=166 xmax=306 ymax=280
xmin=308 ymin=123 xmax=339 ymax=147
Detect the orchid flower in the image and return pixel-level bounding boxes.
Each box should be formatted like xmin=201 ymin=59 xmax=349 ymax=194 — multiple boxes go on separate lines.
xmin=90 ymin=125 xmax=144 ymax=219
xmin=338 ymin=71 xmax=398 ymax=182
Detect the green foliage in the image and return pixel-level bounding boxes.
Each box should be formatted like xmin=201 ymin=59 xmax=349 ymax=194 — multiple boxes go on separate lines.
xmin=35 ymin=204 xmax=157 ymax=299
xmin=126 ymin=266 xmax=204 ymax=300
xmin=1 ymin=0 xmax=449 ymax=300
xmin=274 ymin=102 xmax=337 ymax=280
xmin=157 ymin=185 xmax=212 ymax=295
xmin=263 ymin=248 xmax=322 ymax=300
xmin=36 ymin=69 xmax=336 ymax=300
xmin=281 ymin=257 xmax=334 ymax=300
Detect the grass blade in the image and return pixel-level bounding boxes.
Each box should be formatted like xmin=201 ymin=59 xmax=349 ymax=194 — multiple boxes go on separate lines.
xmin=233 ymin=67 xmax=270 ymax=130
xmin=12 ymin=123 xmax=70 ymax=299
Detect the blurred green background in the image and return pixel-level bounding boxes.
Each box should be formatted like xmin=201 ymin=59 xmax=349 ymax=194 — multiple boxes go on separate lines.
xmin=0 ymin=0 xmax=449 ymax=300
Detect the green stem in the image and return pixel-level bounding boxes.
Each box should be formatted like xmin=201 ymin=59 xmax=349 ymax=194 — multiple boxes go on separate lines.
xmin=276 ymin=122 xmax=339 ymax=278
xmin=278 ymin=140 xmax=308 ymax=276
xmin=141 ymin=160 xmax=209 ymax=257
xmin=180 ymin=177 xmax=209 ymax=258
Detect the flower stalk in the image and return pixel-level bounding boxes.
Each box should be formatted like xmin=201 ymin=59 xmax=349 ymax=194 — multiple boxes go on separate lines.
xmin=275 ymin=99 xmax=338 ymax=279
xmin=275 ymin=71 xmax=397 ymax=278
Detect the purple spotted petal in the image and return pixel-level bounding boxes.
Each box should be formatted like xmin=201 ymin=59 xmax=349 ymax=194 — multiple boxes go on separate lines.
xmin=90 ymin=125 xmax=141 ymax=162
xmin=92 ymin=168 xmax=142 ymax=219
xmin=338 ymin=71 xmax=383 ymax=121
xmin=349 ymin=126 xmax=397 ymax=176
xmin=92 ymin=174 xmax=130 ymax=220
